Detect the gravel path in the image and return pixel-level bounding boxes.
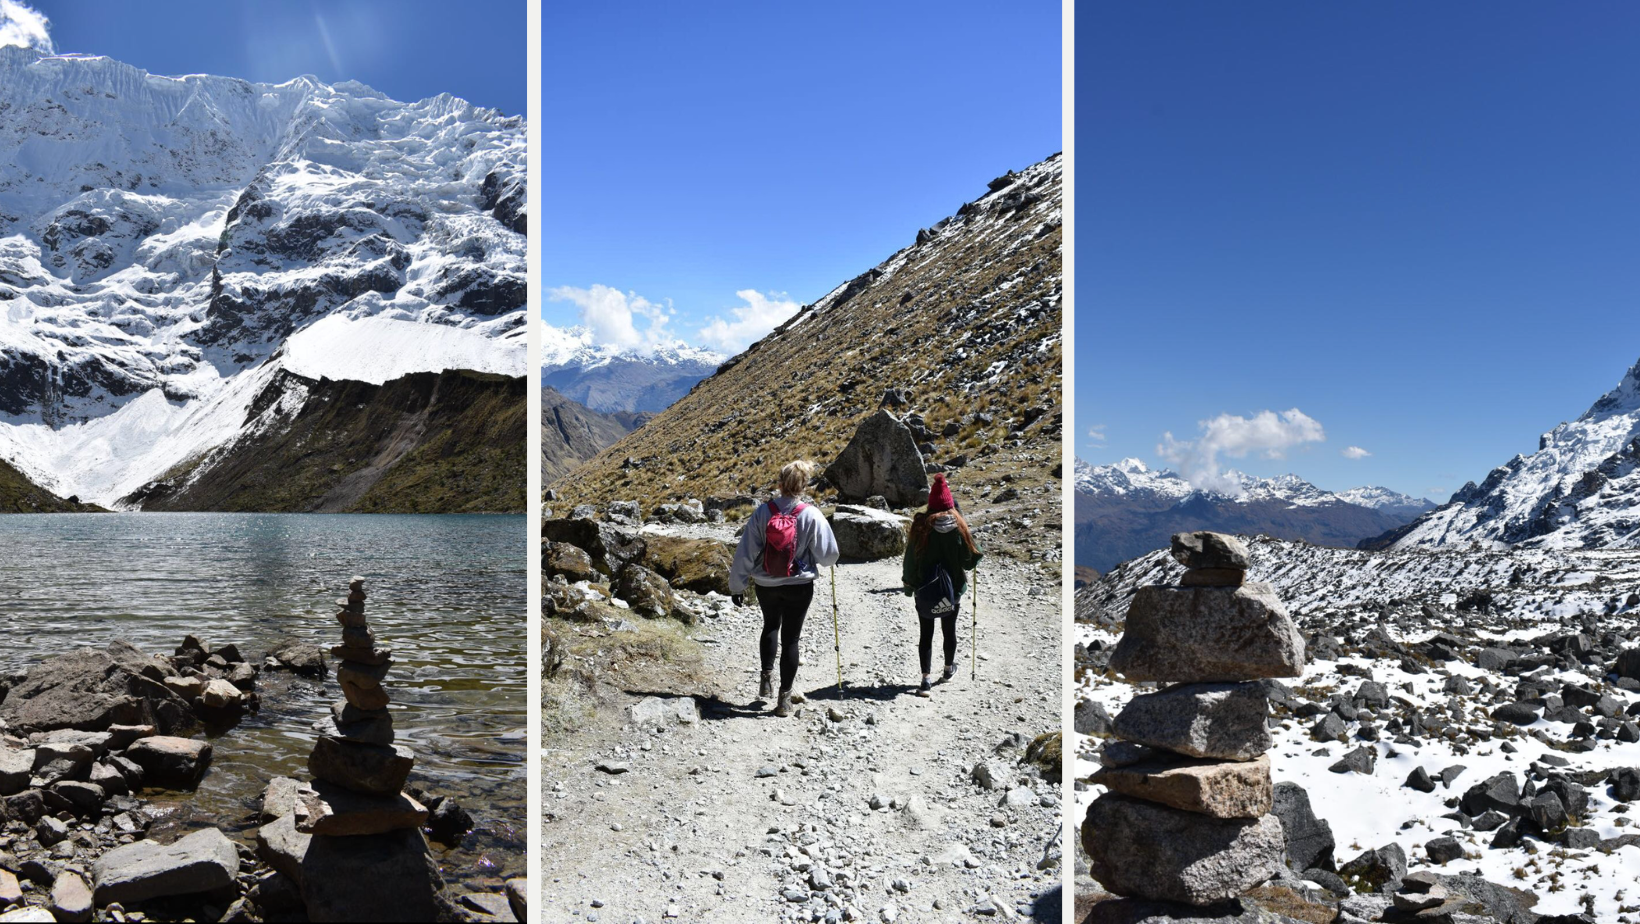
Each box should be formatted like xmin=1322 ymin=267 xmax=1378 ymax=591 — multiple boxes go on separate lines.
xmin=542 ymin=541 xmax=1062 ymax=924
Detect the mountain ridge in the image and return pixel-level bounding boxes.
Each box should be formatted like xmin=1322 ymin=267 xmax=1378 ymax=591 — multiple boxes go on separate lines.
xmin=1073 ymin=457 xmax=1431 ymax=571
xmin=0 ymin=48 xmax=526 ymax=509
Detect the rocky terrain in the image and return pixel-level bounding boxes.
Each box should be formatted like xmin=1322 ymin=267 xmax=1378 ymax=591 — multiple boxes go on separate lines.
xmin=540 ymin=327 xmax=725 ymax=416
xmin=547 ymin=153 xmax=1063 ymax=513
xmin=1075 ymin=535 xmax=1640 ymax=923
xmin=1379 ymin=356 xmax=1640 ymax=552
xmin=1075 ymin=459 xmax=1431 ymax=573
xmin=542 ymin=386 xmax=645 ymax=487
xmin=0 ymin=47 xmax=526 ymax=510
xmin=0 ymin=632 xmax=524 ymax=923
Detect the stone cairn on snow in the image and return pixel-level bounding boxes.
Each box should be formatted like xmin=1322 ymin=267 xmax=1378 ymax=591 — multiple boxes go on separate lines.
xmin=294 ymin=576 xmax=427 ymax=835
xmin=1082 ymin=531 xmax=1307 ymax=908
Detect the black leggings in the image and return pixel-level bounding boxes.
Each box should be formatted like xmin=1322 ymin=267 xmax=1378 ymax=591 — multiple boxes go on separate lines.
xmin=757 ymin=582 xmax=815 ymax=693
xmin=918 ymin=602 xmax=960 ymax=675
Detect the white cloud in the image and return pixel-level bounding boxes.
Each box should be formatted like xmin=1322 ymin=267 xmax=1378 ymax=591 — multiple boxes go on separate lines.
xmin=0 ymin=0 xmax=53 ymax=54
xmin=1086 ymin=424 xmax=1106 ymax=446
xmin=1158 ymin=408 xmax=1325 ymax=496
xmin=697 ymin=290 xmax=802 ymax=353
xmin=546 ymin=284 xmax=674 ymax=354
xmin=1341 ymin=445 xmax=1371 ymax=459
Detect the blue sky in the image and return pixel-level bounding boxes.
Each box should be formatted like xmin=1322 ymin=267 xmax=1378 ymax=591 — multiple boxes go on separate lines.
xmin=1080 ymin=3 xmax=1640 ymax=502
xmin=543 ymin=1 xmax=1062 ymax=355
xmin=16 ymin=1 xmax=523 ymax=115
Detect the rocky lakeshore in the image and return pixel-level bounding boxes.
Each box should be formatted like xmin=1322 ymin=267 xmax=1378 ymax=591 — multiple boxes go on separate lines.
xmin=1076 ymin=535 xmax=1640 ymax=924
xmin=0 ymin=620 xmax=522 ymax=923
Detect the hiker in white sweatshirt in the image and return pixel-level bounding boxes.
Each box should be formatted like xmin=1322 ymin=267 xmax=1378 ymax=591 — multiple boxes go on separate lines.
xmin=728 ymin=460 xmax=841 ymax=716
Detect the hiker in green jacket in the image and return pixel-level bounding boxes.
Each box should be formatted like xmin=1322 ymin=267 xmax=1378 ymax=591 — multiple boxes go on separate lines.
xmin=901 ymin=474 xmax=983 ymax=695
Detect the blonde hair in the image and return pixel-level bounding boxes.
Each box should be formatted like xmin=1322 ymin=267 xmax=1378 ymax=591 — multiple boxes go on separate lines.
xmin=778 ymin=460 xmax=816 ymax=498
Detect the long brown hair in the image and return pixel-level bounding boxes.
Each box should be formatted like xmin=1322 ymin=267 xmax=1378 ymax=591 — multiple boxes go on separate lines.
xmin=910 ymin=508 xmax=978 ymax=554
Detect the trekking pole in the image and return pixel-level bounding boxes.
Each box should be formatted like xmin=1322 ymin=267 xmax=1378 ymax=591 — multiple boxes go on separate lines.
xmin=970 ymin=570 xmax=978 ymax=680
xmin=830 ymin=566 xmax=843 ymax=694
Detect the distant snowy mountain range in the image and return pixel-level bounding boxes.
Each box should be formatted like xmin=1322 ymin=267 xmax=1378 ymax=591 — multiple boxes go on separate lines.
xmin=0 ymin=48 xmax=525 ymax=508
xmin=1073 ymin=457 xmax=1432 ymax=571
xmin=539 ymin=324 xmax=724 ymax=415
xmin=1378 ymin=356 xmax=1640 ymax=551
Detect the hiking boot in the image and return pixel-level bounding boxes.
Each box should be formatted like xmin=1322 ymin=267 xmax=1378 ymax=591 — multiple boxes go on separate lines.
xmin=942 ymin=663 xmax=957 ymax=682
xmin=758 ymin=671 xmax=775 ymax=700
xmin=917 ymin=677 xmax=932 ymax=698
xmin=774 ymin=689 xmax=793 ymax=717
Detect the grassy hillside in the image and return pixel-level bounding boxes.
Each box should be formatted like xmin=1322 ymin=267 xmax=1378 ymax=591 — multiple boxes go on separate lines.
xmin=0 ymin=459 xmax=104 ymax=513
xmin=132 ymin=369 xmax=525 ymax=513
xmin=550 ymin=153 xmax=1063 ymax=512
xmin=543 ymin=387 xmax=641 ymax=486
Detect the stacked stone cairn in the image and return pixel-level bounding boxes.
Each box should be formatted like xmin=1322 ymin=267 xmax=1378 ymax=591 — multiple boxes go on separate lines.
xmin=1082 ymin=532 xmax=1307 ymax=909
xmin=294 ymin=577 xmax=428 ymax=836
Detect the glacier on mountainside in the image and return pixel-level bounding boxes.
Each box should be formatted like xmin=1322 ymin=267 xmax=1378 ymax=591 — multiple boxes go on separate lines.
xmin=0 ymin=47 xmax=526 ymax=504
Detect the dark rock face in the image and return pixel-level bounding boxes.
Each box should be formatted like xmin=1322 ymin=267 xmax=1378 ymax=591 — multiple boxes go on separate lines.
xmin=298 ymin=828 xmax=453 ymax=922
xmin=1338 ymin=843 xmax=1407 ymax=894
xmin=1271 ymin=782 xmax=1335 ymax=872
xmin=0 ymin=642 xmax=193 ymax=735
xmin=823 ymin=409 xmax=929 ymax=507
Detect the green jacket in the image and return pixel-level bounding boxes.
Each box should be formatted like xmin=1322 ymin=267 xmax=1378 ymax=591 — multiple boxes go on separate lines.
xmin=901 ymin=524 xmax=983 ymax=599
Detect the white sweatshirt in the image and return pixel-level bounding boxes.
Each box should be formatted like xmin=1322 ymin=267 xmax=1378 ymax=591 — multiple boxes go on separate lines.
xmin=728 ymin=495 xmax=841 ymax=593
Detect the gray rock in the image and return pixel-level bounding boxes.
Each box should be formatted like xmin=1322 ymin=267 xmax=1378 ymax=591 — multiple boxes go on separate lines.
xmin=628 ymin=696 xmax=699 ymax=727
xmin=0 ymin=748 xmax=33 ymax=796
xmin=1112 ymin=682 xmax=1271 ymax=760
xmin=1111 ymin=585 xmax=1305 ymax=682
xmin=48 ymin=869 xmax=91 ymax=923
xmin=1338 ymin=843 xmax=1406 ymax=894
xmin=0 ymin=641 xmax=192 ymax=735
xmin=1425 ymin=836 xmax=1464 ymax=865
xmin=123 ymin=736 xmax=212 ymax=789
xmin=1272 ymin=782 xmax=1335 ymax=872
xmin=1328 ymin=746 xmax=1377 ymax=775
xmin=541 ymin=518 xmax=648 ymax=577
xmin=299 ymin=829 xmax=452 ymax=922
xmin=309 ymin=738 xmax=414 ymax=796
xmin=1074 ymin=699 xmax=1113 ymax=736
xmin=824 ymin=409 xmax=929 ymax=507
xmin=1170 ymin=532 xmax=1250 ymax=570
xmin=264 ymin=638 xmax=328 ymax=677
xmin=255 ymin=813 xmax=310 ymax=885
xmin=612 ymin=563 xmax=681 ymax=622
xmin=1082 ymin=793 xmax=1285 ymax=905
xmin=91 ymin=827 xmax=239 ymax=904
xmin=829 ymin=506 xmax=909 ymax=561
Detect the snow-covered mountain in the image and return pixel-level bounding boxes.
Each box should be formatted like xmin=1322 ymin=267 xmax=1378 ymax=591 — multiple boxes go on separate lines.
xmin=1383 ymin=357 xmax=1640 ymax=551
xmin=1073 ymin=457 xmax=1432 ymax=571
xmin=539 ymin=324 xmax=724 ymax=414
xmin=0 ymin=48 xmax=525 ymax=507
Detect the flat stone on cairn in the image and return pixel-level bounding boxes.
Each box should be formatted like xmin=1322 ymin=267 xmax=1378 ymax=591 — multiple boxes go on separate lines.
xmin=1084 ymin=531 xmax=1308 ymax=907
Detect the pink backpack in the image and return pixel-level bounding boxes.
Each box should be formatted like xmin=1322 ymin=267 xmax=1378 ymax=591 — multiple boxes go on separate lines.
xmin=763 ymin=500 xmax=807 ymax=577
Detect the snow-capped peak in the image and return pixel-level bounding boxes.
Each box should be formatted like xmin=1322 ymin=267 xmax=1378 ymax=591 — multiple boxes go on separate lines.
xmin=539 ymin=322 xmax=726 ymax=372
xmin=1075 ymin=458 xmax=1428 ymax=512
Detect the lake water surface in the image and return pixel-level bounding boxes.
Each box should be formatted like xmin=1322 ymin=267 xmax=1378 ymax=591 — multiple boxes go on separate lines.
xmin=0 ymin=513 xmax=526 ymax=892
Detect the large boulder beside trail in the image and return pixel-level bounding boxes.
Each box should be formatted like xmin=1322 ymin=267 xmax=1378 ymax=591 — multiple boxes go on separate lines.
xmin=824 ymin=409 xmax=928 ymax=507
xmin=0 ymin=641 xmax=194 ymax=736
xmin=829 ymin=505 xmax=908 ymax=560
xmin=541 ymin=517 xmax=648 ymax=576
xmin=544 ymin=541 xmax=600 ymax=583
xmin=613 ymin=564 xmax=687 ymax=623
xmin=641 ymin=535 xmax=734 ymax=595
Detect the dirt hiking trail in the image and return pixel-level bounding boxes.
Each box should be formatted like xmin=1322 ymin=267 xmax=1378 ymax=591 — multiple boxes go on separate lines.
xmin=542 ymin=533 xmax=1062 ymax=924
